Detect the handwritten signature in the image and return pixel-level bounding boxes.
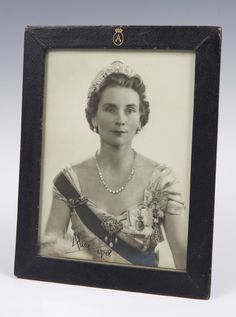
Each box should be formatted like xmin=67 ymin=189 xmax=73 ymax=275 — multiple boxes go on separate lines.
xmin=96 ymin=248 xmax=112 ymax=259
xmin=72 ymin=234 xmax=90 ymax=250
xmin=72 ymin=234 xmax=112 ymax=259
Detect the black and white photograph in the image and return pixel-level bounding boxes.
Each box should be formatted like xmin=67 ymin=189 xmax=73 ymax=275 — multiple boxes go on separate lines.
xmin=2 ymin=0 xmax=235 ymax=314
xmin=38 ymin=50 xmax=195 ymax=271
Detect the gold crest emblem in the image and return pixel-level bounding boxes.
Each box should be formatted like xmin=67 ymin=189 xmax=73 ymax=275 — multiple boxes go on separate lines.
xmin=113 ymin=27 xmax=124 ymax=46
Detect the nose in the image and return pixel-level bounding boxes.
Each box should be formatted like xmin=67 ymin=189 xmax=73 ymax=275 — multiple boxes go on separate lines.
xmin=115 ymin=109 xmax=126 ymax=126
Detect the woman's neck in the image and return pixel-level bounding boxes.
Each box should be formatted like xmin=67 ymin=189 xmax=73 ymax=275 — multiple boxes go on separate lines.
xmin=96 ymin=143 xmax=135 ymax=173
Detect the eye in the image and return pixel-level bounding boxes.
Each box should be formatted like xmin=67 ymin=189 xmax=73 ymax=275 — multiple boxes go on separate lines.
xmin=126 ymin=106 xmax=137 ymax=114
xmin=104 ymin=105 xmax=116 ymax=113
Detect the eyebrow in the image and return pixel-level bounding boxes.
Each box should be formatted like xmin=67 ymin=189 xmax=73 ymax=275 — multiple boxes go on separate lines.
xmin=102 ymin=103 xmax=116 ymax=107
xmin=126 ymin=104 xmax=139 ymax=108
xmin=102 ymin=103 xmax=138 ymax=108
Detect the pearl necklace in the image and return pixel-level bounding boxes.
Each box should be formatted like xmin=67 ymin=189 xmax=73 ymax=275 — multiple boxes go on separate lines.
xmin=95 ymin=151 xmax=136 ymax=195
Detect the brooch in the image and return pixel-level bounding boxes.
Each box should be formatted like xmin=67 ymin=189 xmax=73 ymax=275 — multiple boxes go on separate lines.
xmin=101 ymin=215 xmax=123 ymax=248
xmin=135 ymin=207 xmax=146 ymax=232
xmin=143 ymin=190 xmax=168 ymax=248
xmin=66 ymin=197 xmax=88 ymax=211
xmin=145 ymin=190 xmax=168 ymax=209
xmin=150 ymin=225 xmax=164 ymax=246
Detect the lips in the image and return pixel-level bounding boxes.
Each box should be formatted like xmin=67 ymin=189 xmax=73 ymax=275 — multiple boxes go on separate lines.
xmin=111 ymin=130 xmax=128 ymax=133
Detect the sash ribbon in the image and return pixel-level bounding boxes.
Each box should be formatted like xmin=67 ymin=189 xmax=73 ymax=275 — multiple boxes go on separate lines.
xmin=54 ymin=173 xmax=157 ymax=267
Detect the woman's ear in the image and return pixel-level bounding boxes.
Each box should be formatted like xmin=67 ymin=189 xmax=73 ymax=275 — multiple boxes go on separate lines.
xmin=136 ymin=123 xmax=142 ymax=134
xmin=91 ymin=117 xmax=99 ymax=133
xmin=91 ymin=117 xmax=97 ymax=129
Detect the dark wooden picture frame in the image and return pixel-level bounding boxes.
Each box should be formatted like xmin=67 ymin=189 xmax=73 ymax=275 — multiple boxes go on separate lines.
xmin=14 ymin=26 xmax=221 ymax=299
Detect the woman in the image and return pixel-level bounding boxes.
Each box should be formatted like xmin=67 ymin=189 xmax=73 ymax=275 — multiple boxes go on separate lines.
xmin=40 ymin=61 xmax=188 ymax=270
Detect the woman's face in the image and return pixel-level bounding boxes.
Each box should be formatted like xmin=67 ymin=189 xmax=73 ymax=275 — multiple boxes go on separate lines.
xmin=93 ymin=86 xmax=141 ymax=147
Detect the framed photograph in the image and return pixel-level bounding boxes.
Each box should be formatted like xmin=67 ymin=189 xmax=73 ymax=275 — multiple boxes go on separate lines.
xmin=14 ymin=26 xmax=221 ymax=299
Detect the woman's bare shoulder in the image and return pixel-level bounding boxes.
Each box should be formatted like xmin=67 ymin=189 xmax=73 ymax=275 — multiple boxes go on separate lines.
xmin=136 ymin=153 xmax=158 ymax=169
xmin=136 ymin=152 xmax=168 ymax=172
xmin=135 ymin=153 xmax=170 ymax=182
xmin=71 ymin=157 xmax=96 ymax=177
xmin=134 ymin=153 xmax=159 ymax=183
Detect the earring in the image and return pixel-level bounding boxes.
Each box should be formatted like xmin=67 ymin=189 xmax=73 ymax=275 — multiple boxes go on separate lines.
xmin=93 ymin=126 xmax=98 ymax=133
xmin=136 ymin=127 xmax=142 ymax=134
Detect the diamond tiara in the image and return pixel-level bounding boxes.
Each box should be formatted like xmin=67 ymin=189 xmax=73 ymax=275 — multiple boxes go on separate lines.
xmin=87 ymin=61 xmax=137 ymax=101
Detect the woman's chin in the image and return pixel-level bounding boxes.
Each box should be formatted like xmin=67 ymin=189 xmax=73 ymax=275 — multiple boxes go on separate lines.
xmin=109 ymin=140 xmax=129 ymax=147
xmin=100 ymin=135 xmax=134 ymax=147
